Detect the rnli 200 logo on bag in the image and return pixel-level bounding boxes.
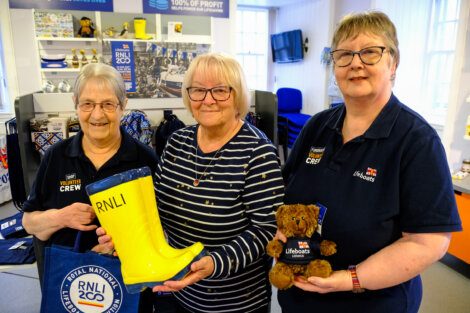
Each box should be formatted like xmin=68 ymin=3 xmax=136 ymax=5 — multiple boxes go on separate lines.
xmin=61 ymin=265 xmax=123 ymax=313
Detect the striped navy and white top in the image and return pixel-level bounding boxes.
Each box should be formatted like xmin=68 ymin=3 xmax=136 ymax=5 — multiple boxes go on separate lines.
xmin=155 ymin=122 xmax=284 ymax=313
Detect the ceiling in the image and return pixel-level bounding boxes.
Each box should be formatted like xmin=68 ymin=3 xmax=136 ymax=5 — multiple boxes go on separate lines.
xmin=237 ymin=0 xmax=306 ymax=8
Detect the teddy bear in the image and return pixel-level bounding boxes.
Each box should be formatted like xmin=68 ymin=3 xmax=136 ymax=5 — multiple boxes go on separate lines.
xmin=77 ymin=17 xmax=95 ymax=38
xmin=266 ymin=204 xmax=337 ymax=290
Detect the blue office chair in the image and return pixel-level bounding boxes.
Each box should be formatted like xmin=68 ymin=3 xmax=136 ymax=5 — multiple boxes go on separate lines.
xmin=277 ymin=87 xmax=311 ymax=149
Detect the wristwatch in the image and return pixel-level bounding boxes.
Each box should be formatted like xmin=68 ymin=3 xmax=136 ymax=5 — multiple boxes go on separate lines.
xmin=348 ymin=265 xmax=365 ymax=293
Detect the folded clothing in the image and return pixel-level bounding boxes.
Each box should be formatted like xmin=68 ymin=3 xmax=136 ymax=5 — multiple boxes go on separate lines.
xmin=0 ymin=237 xmax=35 ymax=265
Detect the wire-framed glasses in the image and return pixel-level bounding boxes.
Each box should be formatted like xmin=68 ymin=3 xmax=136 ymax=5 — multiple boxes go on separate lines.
xmin=78 ymin=101 xmax=120 ymax=113
xmin=330 ymin=46 xmax=387 ymax=67
xmin=186 ymin=86 xmax=232 ymax=101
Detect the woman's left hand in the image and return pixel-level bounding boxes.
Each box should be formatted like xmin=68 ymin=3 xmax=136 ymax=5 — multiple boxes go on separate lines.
xmin=152 ymin=255 xmax=214 ymax=292
xmin=293 ymin=270 xmax=352 ymax=294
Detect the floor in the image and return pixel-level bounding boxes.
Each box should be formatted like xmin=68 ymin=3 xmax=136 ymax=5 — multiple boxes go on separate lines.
xmin=1 ymin=201 xmax=469 ymax=313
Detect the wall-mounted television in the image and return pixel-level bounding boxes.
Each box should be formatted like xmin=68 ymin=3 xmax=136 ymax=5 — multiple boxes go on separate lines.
xmin=271 ymin=29 xmax=304 ymax=63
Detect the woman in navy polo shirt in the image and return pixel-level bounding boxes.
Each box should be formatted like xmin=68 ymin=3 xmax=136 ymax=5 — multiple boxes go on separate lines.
xmin=277 ymin=11 xmax=462 ymax=313
xmin=22 ymin=63 xmax=159 ymax=312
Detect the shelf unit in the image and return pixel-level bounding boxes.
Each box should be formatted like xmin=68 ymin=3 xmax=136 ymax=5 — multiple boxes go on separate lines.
xmin=33 ymin=9 xmax=212 ymax=96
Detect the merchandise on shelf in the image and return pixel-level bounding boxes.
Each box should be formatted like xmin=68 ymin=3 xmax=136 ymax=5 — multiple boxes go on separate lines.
xmin=34 ymin=11 xmax=73 ymax=38
xmin=77 ymin=16 xmax=96 ymax=38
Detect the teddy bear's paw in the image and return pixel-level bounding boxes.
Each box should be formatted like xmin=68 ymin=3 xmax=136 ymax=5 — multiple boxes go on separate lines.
xmin=306 ymin=259 xmax=333 ymax=278
xmin=320 ymin=240 xmax=337 ymax=256
xmin=269 ymin=263 xmax=294 ymax=290
xmin=266 ymin=240 xmax=283 ymax=258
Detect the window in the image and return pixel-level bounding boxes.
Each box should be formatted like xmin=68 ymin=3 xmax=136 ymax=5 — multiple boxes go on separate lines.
xmin=422 ymin=0 xmax=460 ymax=124
xmin=236 ymin=7 xmax=269 ymax=91
xmin=375 ymin=0 xmax=462 ymax=126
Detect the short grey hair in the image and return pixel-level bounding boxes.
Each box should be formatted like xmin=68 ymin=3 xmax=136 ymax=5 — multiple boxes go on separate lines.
xmin=73 ymin=63 xmax=126 ymax=108
xmin=181 ymin=52 xmax=250 ymax=119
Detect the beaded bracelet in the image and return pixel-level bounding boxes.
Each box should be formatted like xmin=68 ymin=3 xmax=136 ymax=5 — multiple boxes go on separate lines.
xmin=348 ymin=265 xmax=365 ymax=293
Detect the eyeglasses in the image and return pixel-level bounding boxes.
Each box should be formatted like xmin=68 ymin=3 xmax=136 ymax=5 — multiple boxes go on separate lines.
xmin=77 ymin=101 xmax=120 ymax=113
xmin=330 ymin=46 xmax=387 ymax=67
xmin=186 ymin=86 xmax=232 ymax=101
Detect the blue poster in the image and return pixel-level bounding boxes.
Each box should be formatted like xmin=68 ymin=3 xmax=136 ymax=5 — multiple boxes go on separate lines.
xmin=9 ymin=0 xmax=113 ymax=12
xmin=111 ymin=41 xmax=136 ymax=93
xmin=143 ymin=0 xmax=229 ymax=18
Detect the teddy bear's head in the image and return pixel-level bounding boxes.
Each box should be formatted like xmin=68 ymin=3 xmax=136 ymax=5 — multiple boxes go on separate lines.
xmin=276 ymin=204 xmax=319 ymax=238
xmin=80 ymin=17 xmax=91 ymax=28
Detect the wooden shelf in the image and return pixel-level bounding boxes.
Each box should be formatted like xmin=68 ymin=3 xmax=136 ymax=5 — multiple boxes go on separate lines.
xmin=36 ymin=37 xmax=98 ymax=42
xmin=40 ymin=68 xmax=80 ymax=72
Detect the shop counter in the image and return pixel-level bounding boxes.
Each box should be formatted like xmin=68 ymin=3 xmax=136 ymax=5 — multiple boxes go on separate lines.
xmin=443 ymin=176 xmax=470 ymax=277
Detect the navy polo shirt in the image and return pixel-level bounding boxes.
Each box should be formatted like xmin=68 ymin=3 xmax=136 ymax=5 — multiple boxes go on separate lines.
xmin=279 ymin=94 xmax=461 ymax=313
xmin=23 ymin=128 xmax=158 ymax=281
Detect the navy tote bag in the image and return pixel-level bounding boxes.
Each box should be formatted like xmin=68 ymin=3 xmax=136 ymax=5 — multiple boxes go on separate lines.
xmin=40 ymin=232 xmax=140 ymax=313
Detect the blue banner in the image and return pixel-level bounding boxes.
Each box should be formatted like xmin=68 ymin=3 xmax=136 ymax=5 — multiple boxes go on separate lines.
xmin=143 ymin=0 xmax=229 ymax=18
xmin=9 ymin=0 xmax=114 ymax=12
xmin=111 ymin=41 xmax=136 ymax=93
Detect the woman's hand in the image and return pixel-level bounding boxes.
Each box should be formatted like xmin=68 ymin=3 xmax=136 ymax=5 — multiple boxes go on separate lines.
xmin=152 ymin=255 xmax=214 ymax=292
xmin=60 ymin=202 xmax=97 ymax=231
xmin=92 ymin=227 xmax=116 ymax=255
xmin=22 ymin=202 xmax=97 ymax=241
xmin=293 ymin=270 xmax=352 ymax=294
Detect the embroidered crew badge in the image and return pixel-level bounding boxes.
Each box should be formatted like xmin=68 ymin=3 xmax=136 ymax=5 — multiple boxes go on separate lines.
xmin=305 ymin=147 xmax=325 ymax=165
xmin=353 ymin=166 xmax=378 ymax=182
xmin=59 ymin=173 xmax=82 ymax=192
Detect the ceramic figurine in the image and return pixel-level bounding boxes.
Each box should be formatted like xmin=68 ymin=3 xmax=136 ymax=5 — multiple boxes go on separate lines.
xmin=119 ymin=22 xmax=129 ymax=38
xmin=80 ymin=49 xmax=88 ymax=66
xmin=91 ymin=48 xmax=98 ymax=63
xmin=71 ymin=49 xmax=79 ymax=68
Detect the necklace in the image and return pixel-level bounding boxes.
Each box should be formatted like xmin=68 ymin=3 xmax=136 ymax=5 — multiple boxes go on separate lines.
xmin=193 ymin=145 xmax=223 ymax=187
xmin=193 ymin=120 xmax=240 ymax=187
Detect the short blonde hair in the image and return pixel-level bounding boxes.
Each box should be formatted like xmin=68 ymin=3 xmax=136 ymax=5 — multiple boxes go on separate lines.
xmin=181 ymin=52 xmax=250 ymax=118
xmin=73 ymin=63 xmax=127 ymax=108
xmin=331 ymin=11 xmax=400 ymax=67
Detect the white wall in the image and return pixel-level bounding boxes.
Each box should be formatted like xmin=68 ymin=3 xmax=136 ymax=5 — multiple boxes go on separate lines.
xmin=271 ymin=0 xmax=371 ymax=116
xmin=272 ymin=0 xmax=332 ymax=115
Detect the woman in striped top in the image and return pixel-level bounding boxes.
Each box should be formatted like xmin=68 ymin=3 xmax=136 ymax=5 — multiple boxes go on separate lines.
xmin=151 ymin=52 xmax=284 ymax=312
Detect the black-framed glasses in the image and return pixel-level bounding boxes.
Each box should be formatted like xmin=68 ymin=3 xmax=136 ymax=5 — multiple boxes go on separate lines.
xmin=186 ymin=86 xmax=232 ymax=101
xmin=330 ymin=46 xmax=387 ymax=67
xmin=78 ymin=101 xmax=120 ymax=113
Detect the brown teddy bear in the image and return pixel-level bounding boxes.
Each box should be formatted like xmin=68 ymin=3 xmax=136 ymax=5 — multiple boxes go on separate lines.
xmin=266 ymin=204 xmax=337 ymax=290
xmin=77 ymin=17 xmax=95 ymax=38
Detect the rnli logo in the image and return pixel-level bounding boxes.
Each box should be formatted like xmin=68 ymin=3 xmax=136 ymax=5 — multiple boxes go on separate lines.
xmin=305 ymin=147 xmax=325 ymax=165
xmin=353 ymin=167 xmax=378 ymax=183
xmin=60 ymin=173 xmax=82 ymax=192
xmin=60 ymin=265 xmax=123 ymax=313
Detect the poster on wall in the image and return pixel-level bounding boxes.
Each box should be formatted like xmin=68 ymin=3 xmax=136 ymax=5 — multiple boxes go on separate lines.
xmin=103 ymin=41 xmax=210 ymax=98
xmin=111 ymin=41 xmax=136 ymax=93
xmin=9 ymin=0 xmax=113 ymax=11
xmin=143 ymin=0 xmax=229 ymax=18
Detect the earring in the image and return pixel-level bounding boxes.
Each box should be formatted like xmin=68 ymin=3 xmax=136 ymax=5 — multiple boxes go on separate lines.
xmin=390 ymin=73 xmax=396 ymax=81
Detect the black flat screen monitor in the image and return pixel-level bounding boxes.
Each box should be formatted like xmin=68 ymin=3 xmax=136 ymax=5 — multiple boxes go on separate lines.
xmin=271 ymin=29 xmax=304 ymax=63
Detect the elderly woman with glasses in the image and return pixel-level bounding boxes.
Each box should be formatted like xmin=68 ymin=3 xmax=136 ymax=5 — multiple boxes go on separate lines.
xmin=22 ymin=63 xmax=159 ymax=310
xmin=96 ymin=52 xmax=284 ymax=312
xmin=148 ymin=52 xmax=285 ymax=313
xmin=276 ymin=11 xmax=461 ymax=313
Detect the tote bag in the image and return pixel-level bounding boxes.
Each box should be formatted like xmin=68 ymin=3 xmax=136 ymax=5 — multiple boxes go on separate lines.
xmin=40 ymin=233 xmax=140 ymax=313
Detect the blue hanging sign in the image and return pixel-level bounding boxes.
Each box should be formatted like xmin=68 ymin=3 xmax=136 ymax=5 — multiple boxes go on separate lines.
xmin=143 ymin=0 xmax=229 ymax=18
xmin=111 ymin=41 xmax=136 ymax=93
xmin=9 ymin=0 xmax=114 ymax=12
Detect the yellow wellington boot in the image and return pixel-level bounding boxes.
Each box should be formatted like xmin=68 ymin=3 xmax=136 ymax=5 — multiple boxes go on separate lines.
xmin=134 ymin=17 xmax=152 ymax=40
xmin=86 ymin=167 xmax=205 ymax=293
